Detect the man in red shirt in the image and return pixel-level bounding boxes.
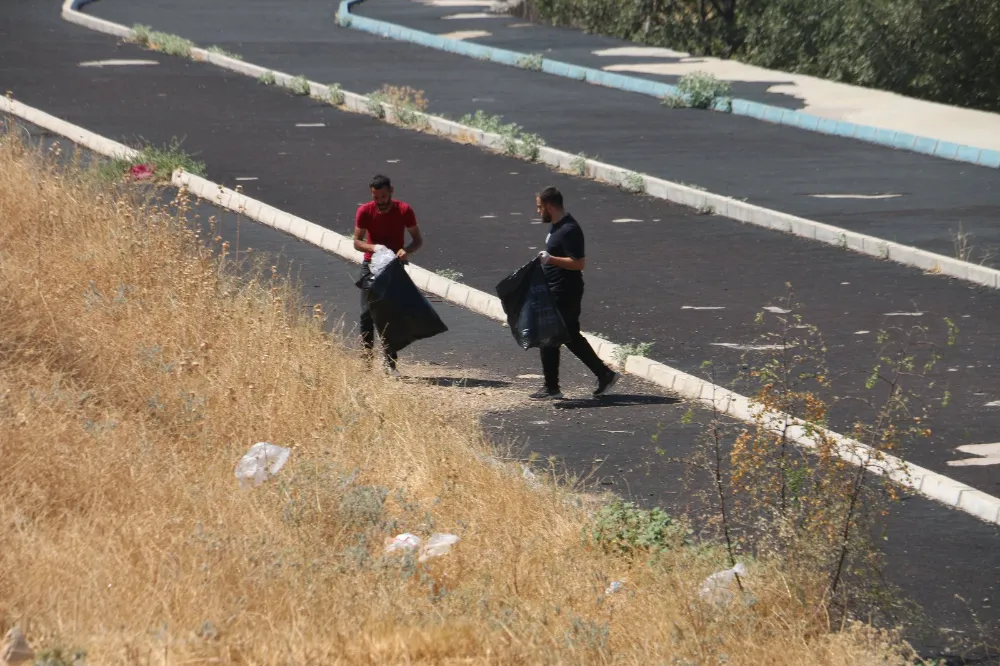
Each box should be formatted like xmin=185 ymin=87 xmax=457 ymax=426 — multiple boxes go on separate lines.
xmin=353 ymin=174 xmax=424 ymax=374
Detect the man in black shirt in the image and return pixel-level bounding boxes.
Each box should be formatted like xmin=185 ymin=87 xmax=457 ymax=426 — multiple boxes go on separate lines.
xmin=531 ymin=186 xmax=620 ymax=400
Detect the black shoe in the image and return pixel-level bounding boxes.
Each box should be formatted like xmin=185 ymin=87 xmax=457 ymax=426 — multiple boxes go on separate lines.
xmin=593 ymin=371 xmax=620 ymax=397
xmin=529 ymin=386 xmax=564 ymax=400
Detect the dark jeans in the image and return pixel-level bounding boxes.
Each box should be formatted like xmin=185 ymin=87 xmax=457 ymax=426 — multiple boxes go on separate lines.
xmin=358 ymin=262 xmax=398 ymax=369
xmin=541 ymin=287 xmax=611 ymax=391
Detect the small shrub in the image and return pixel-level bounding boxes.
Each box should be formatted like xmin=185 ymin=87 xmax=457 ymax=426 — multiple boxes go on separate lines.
xmin=257 ymin=70 xmax=277 ymax=86
xmin=588 ymin=500 xmax=688 ymax=556
xmin=149 ymin=31 xmax=195 ymax=58
xmin=621 ymin=171 xmax=645 ymax=194
xmin=663 ymin=72 xmax=733 ymax=111
xmin=570 ymin=153 xmax=588 ymax=176
xmin=365 ymin=92 xmax=387 ymax=120
xmin=206 ymin=45 xmax=243 ymax=61
xmin=288 ymin=75 xmax=311 ymax=97
xmin=129 ymin=24 xmax=152 ymax=47
xmin=34 ymin=646 xmax=87 ymax=666
xmin=515 ymin=53 xmax=544 ymax=71
xmin=371 ymin=85 xmax=429 ymax=128
xmin=327 ymin=83 xmax=345 ymax=106
xmin=339 ymin=484 xmax=389 ymax=527
xmin=613 ymin=341 xmax=653 ymax=367
xmin=99 ymin=137 xmax=206 ymax=184
xmin=459 ymin=110 xmax=547 ymax=162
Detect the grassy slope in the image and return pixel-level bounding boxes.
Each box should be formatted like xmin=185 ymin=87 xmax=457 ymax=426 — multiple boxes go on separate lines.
xmin=0 ymin=130 xmax=914 ymax=664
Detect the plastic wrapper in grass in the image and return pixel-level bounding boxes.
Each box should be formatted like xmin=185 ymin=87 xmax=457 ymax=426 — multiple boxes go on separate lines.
xmin=235 ymin=442 xmax=291 ymax=488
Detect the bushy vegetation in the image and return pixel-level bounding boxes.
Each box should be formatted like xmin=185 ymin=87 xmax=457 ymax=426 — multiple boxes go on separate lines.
xmin=517 ymin=0 xmax=1000 ymax=112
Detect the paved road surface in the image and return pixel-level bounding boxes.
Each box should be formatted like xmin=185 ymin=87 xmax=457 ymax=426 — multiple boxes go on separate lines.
xmin=3 ymin=6 xmax=998 ymax=659
xmin=16 ymin=0 xmax=1000 ymax=503
xmin=84 ymin=0 xmax=1000 ymax=266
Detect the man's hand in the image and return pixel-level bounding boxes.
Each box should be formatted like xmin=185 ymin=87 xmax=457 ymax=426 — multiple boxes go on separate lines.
xmin=537 ymin=251 xmax=551 ymax=265
xmin=396 ymin=248 xmax=408 ymax=261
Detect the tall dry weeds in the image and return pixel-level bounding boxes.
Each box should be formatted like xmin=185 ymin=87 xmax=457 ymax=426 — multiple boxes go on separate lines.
xmin=0 ymin=128 xmax=917 ymax=664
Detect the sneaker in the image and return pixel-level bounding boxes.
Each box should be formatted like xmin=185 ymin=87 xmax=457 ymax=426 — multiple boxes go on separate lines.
xmin=529 ymin=386 xmax=564 ymax=400
xmin=593 ymin=371 xmax=620 ymax=397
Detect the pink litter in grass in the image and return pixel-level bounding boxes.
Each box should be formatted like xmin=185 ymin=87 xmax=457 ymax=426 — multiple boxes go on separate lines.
xmin=129 ymin=163 xmax=155 ymax=180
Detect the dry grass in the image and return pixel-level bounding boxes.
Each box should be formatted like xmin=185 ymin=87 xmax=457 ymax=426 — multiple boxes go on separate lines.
xmin=0 ymin=130 xmax=917 ymax=664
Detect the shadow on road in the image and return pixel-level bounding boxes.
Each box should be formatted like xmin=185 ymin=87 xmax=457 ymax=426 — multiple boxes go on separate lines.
xmin=409 ymin=376 xmax=512 ymax=389
xmin=554 ymin=394 xmax=682 ymax=410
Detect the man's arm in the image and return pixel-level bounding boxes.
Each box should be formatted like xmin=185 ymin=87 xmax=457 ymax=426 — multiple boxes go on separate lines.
xmin=543 ymin=225 xmax=585 ymax=270
xmin=396 ymin=206 xmax=423 ymax=260
xmin=398 ymin=225 xmax=423 ymax=260
xmin=544 ymin=255 xmax=585 ymax=271
xmin=353 ymin=225 xmax=378 ymax=255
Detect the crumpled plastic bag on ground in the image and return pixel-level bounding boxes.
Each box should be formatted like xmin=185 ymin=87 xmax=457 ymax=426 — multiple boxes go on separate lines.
xmin=235 ymin=442 xmax=291 ymax=488
xmin=699 ymin=562 xmax=747 ymax=605
xmin=419 ymin=533 xmax=460 ymax=562
xmin=385 ymin=533 xmax=422 ymax=553
xmin=1 ymin=627 xmax=34 ymax=665
xmin=369 ymin=245 xmax=396 ymax=278
xmin=384 ymin=532 xmax=460 ymax=562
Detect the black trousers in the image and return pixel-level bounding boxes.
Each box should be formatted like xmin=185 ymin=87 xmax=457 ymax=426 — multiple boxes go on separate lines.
xmin=541 ymin=287 xmax=610 ymax=391
xmin=358 ymin=262 xmax=398 ymax=369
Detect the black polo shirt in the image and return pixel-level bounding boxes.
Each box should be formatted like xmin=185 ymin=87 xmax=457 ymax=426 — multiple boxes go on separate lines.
xmin=543 ymin=213 xmax=585 ymax=293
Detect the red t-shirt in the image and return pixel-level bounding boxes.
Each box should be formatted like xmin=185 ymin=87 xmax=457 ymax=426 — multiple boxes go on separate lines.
xmin=355 ymin=200 xmax=417 ymax=262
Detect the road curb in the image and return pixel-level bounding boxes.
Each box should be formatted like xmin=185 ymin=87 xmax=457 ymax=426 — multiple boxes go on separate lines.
xmin=59 ymin=1 xmax=1000 ymax=294
xmin=336 ymin=0 xmax=1000 ymax=171
xmin=4 ymin=95 xmax=997 ymax=527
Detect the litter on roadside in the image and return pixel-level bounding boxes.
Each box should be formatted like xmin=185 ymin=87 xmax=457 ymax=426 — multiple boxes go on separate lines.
xmin=384 ymin=532 xmax=460 ymax=562
xmin=234 ymin=442 xmax=291 ymax=488
xmin=698 ymin=562 xmax=747 ymax=605
xmin=419 ymin=533 xmax=460 ymax=562
xmin=384 ymin=533 xmax=421 ymax=553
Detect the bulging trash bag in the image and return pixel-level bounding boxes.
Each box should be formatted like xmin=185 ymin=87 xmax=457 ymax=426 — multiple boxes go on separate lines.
xmin=495 ymin=258 xmax=569 ymax=350
xmin=364 ymin=258 xmax=448 ymax=353
xmin=369 ymin=245 xmax=396 ymax=278
xmin=235 ymin=442 xmax=291 ymax=488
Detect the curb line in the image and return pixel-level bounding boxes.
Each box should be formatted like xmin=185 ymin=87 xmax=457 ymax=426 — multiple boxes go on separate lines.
xmin=60 ymin=1 xmax=1000 ymax=294
xmin=4 ymin=95 xmax=997 ymax=527
xmin=336 ymin=0 xmax=1000 ymax=171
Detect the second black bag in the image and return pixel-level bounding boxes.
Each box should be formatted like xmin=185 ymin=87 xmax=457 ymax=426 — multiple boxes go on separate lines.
xmin=366 ymin=259 xmax=449 ymax=353
xmin=495 ymin=258 xmax=569 ymax=350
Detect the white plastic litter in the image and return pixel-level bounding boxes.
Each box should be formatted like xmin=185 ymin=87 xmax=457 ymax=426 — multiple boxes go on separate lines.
xmin=418 ymin=533 xmax=460 ymax=562
xmin=605 ymin=581 xmax=624 ymax=595
xmin=385 ymin=533 xmax=422 ymax=554
xmin=699 ymin=562 xmax=747 ymax=605
xmin=234 ymin=442 xmax=291 ymax=488
xmin=369 ymin=245 xmax=396 ymax=278
xmin=1 ymin=627 xmax=34 ymax=665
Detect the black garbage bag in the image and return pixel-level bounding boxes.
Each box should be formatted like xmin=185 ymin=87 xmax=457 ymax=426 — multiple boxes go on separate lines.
xmin=360 ymin=259 xmax=448 ymax=352
xmin=495 ymin=258 xmax=569 ymax=350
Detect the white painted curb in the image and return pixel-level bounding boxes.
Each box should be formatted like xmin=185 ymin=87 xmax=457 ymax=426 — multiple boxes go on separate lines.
xmin=5 ymin=95 xmax=997 ymax=527
xmin=59 ymin=3 xmax=1000 ymax=292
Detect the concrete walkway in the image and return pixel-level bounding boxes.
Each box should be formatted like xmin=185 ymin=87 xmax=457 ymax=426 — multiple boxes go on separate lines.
xmin=356 ymin=0 xmax=1000 ymax=155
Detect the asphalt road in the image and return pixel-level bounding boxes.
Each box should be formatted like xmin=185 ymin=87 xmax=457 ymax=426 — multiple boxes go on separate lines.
xmin=82 ymin=0 xmax=1000 ymax=266
xmin=11 ymin=2 xmax=1000 ymax=500
xmin=2 ymin=5 xmax=999 ymax=659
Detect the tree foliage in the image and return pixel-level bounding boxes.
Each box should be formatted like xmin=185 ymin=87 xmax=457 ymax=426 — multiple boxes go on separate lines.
xmin=521 ymin=0 xmax=1000 ymax=112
